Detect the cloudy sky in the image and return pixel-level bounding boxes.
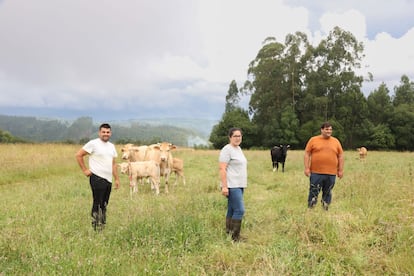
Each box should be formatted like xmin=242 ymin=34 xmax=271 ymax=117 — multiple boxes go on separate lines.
xmin=0 ymin=0 xmax=413 ymax=122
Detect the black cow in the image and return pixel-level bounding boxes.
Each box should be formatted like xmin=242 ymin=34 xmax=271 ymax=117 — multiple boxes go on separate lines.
xmin=270 ymin=144 xmax=290 ymax=172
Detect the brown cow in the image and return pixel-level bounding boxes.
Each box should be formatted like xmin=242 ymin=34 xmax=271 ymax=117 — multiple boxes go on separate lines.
xmin=172 ymin=157 xmax=186 ymax=185
xmin=357 ymin=147 xmax=368 ymax=160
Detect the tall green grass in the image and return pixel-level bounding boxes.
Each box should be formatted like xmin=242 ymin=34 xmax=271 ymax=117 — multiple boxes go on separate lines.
xmin=0 ymin=144 xmax=413 ymax=275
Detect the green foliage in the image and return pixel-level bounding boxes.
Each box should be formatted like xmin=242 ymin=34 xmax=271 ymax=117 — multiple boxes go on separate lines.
xmin=393 ymin=75 xmax=414 ymax=106
xmin=0 ymin=115 xmax=68 ymax=142
xmin=367 ymin=83 xmax=393 ymax=125
xmin=209 ymin=108 xmax=256 ymax=149
xmin=363 ymin=123 xmax=395 ymax=150
xmin=0 ymin=129 xmax=26 ymax=143
xmin=389 ymin=104 xmax=414 ymax=150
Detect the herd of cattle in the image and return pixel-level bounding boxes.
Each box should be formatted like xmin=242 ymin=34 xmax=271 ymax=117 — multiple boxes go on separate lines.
xmin=118 ymin=142 xmax=368 ymax=196
xmin=118 ymin=142 xmax=186 ymax=196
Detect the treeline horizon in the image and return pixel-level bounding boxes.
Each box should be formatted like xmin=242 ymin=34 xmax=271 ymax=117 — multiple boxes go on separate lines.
xmin=210 ymin=26 xmax=414 ymax=151
xmin=0 ymin=115 xmax=201 ymax=147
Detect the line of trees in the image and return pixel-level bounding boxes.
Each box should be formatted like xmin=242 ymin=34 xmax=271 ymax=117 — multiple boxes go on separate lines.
xmin=0 ymin=115 xmax=198 ymax=146
xmin=210 ymin=27 xmax=414 ymax=151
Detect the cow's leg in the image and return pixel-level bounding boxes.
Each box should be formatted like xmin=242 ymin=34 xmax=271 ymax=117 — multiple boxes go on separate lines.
xmin=164 ymin=175 xmax=169 ymax=194
xmin=151 ymin=177 xmax=160 ymax=195
xmin=133 ymin=178 xmax=139 ymax=193
xmin=181 ymin=173 xmax=186 ymax=185
xmin=282 ymin=162 xmax=285 ymax=173
xmin=173 ymin=172 xmax=178 ymax=186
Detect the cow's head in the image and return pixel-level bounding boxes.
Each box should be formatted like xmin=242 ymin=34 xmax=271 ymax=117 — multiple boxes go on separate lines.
xmin=158 ymin=142 xmax=176 ymax=162
xmin=120 ymin=144 xmax=134 ymax=160
xmin=118 ymin=162 xmax=130 ymax=174
xmin=282 ymin=144 xmax=290 ymax=154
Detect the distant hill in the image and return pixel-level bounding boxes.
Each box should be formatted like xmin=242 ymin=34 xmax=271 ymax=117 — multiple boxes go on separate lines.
xmin=0 ymin=115 xmax=217 ymax=146
xmin=117 ymin=117 xmax=218 ymax=137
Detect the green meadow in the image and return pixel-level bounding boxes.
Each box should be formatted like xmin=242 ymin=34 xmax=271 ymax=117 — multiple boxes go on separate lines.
xmin=0 ymin=144 xmax=413 ymax=275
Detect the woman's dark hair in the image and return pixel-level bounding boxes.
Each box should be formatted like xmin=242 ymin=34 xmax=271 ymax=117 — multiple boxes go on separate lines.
xmin=228 ymin=127 xmax=242 ymax=137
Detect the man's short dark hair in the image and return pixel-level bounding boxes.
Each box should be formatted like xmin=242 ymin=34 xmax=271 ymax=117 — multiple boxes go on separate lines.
xmin=99 ymin=123 xmax=111 ymax=130
xmin=320 ymin=122 xmax=332 ymax=129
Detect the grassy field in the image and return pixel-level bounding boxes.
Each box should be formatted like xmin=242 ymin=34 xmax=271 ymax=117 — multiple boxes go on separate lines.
xmin=0 ymin=144 xmax=413 ymax=275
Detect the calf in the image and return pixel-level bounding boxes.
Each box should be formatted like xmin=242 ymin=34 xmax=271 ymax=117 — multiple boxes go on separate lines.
xmin=270 ymin=144 xmax=290 ymax=172
xmin=171 ymin=157 xmax=186 ymax=185
xmin=118 ymin=161 xmax=160 ymax=196
xmin=357 ymin=147 xmax=368 ymax=161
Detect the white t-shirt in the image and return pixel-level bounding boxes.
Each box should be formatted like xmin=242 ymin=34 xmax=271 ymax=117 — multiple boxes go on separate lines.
xmin=83 ymin=138 xmax=117 ymax=183
xmin=219 ymin=144 xmax=247 ymax=188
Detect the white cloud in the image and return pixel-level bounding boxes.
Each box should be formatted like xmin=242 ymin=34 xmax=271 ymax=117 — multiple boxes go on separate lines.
xmin=361 ymin=27 xmax=414 ymax=93
xmin=0 ymin=0 xmax=413 ymax=120
xmin=319 ymin=9 xmax=366 ymax=40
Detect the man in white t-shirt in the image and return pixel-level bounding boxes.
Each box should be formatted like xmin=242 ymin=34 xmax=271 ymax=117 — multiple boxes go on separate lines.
xmin=76 ymin=123 xmax=120 ymax=230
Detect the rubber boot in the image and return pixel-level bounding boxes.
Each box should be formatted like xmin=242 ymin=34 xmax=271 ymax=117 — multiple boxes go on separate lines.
xmin=226 ymin=217 xmax=232 ymax=234
xmin=91 ymin=212 xmax=98 ymax=230
xmin=102 ymin=208 xmax=107 ymax=224
xmin=231 ymin=219 xmax=242 ymax=242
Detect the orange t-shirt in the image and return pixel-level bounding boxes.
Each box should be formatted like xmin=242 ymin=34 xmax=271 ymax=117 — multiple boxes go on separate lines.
xmin=305 ymin=135 xmax=343 ymax=175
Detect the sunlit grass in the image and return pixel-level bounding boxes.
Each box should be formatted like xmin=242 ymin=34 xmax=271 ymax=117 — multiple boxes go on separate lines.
xmin=0 ymin=144 xmax=413 ymax=275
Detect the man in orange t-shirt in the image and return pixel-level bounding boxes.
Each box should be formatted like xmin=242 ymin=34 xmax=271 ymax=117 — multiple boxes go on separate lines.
xmin=304 ymin=122 xmax=344 ymax=210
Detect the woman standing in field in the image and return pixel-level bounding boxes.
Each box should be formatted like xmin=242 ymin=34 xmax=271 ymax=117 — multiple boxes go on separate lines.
xmin=219 ymin=127 xmax=247 ymax=242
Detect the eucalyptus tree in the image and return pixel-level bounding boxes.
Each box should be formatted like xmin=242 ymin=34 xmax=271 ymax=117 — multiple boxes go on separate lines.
xmin=392 ymin=75 xmax=414 ymax=106
xmin=367 ymin=83 xmax=393 ymax=125
xmin=210 ymin=81 xmax=256 ymax=149
xmin=301 ymin=27 xmax=366 ymax=147
xmin=389 ymin=103 xmax=414 ymax=150
xmin=243 ymin=35 xmax=306 ymax=146
xmin=225 ymin=80 xmax=241 ymax=113
xmin=389 ymin=75 xmax=414 ymax=150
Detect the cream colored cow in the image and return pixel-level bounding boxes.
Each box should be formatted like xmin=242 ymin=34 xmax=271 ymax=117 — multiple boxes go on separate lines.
xmin=357 ymin=147 xmax=368 ymax=161
xmin=155 ymin=142 xmax=176 ymax=193
xmin=118 ymin=161 xmax=160 ymax=196
xmin=121 ymin=144 xmax=148 ymax=162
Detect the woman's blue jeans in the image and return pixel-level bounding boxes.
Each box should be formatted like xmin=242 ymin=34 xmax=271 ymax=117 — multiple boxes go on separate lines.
xmin=226 ymin=188 xmax=245 ymax=220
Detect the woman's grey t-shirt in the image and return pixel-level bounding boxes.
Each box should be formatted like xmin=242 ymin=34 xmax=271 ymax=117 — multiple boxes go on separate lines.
xmin=219 ymin=144 xmax=247 ymax=188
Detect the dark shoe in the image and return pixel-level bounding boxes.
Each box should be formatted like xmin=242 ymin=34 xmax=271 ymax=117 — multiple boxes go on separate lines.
xmin=308 ymin=197 xmax=317 ymax=209
xmin=225 ymin=217 xmax=232 ymax=234
xmin=322 ymin=200 xmax=329 ymax=211
xmin=231 ymin=219 xmax=242 ymax=242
